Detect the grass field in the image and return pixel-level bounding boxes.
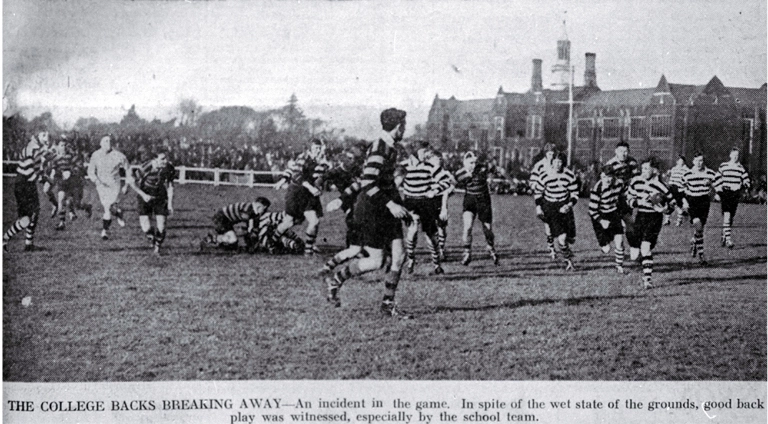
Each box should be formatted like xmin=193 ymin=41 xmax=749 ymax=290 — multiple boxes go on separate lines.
xmin=3 ymin=180 xmax=766 ymax=381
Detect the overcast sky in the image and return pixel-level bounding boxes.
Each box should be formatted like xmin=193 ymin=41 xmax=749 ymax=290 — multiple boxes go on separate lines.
xmin=3 ymin=0 xmax=766 ymax=133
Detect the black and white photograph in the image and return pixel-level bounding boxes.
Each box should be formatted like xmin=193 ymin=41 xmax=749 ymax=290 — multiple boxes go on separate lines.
xmin=3 ymin=0 xmax=766 ymax=422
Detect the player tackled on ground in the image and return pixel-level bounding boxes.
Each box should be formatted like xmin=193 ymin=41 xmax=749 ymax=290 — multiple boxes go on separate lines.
xmin=201 ymin=197 xmax=271 ymax=251
xmin=588 ymin=165 xmax=626 ymax=273
xmin=87 ymin=136 xmax=136 ymax=240
xmin=273 ymin=138 xmax=329 ymax=256
xmin=248 ymin=210 xmax=306 ymax=254
xmin=454 ymin=151 xmax=502 ymax=266
xmin=534 ymin=152 xmax=578 ymax=271
xmin=681 ymin=151 xmax=720 ymax=265
xmin=716 ymin=147 xmax=751 ymax=249
xmin=324 ymin=108 xmax=413 ymax=318
xmin=3 ymin=129 xmax=48 ymax=252
xmin=626 ymin=157 xmax=674 ymax=289
xmin=132 ymin=151 xmax=176 ymax=254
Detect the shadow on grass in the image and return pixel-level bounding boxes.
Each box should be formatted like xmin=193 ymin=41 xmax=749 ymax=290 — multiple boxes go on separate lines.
xmin=665 ymin=273 xmax=767 ymax=287
xmin=431 ymin=292 xmax=645 ymax=313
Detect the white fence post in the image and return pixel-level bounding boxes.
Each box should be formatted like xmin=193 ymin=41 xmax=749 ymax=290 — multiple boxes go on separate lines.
xmin=249 ymin=171 xmax=255 ymax=188
xmin=178 ymin=166 xmax=187 ymax=184
xmin=214 ymin=169 xmax=220 ymax=187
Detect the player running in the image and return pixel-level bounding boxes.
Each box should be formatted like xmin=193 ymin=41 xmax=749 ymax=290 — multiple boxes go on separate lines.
xmin=273 ymin=138 xmax=330 ymax=256
xmin=3 ymin=130 xmax=48 ymax=252
xmin=425 ymin=150 xmax=455 ymax=262
xmin=324 ymin=108 xmax=413 ymax=318
xmin=132 ymin=152 xmax=176 ymax=254
xmin=50 ymin=139 xmax=75 ymax=230
xmin=87 ymin=136 xmax=136 ymax=240
xmin=65 ymin=152 xmax=93 ymax=221
xmin=201 ymin=198 xmax=271 ymax=251
xmin=588 ymin=165 xmax=626 ymax=273
xmin=681 ymin=151 xmax=720 ymax=265
xmin=534 ymin=152 xmax=579 ymax=271
xmin=530 ymin=143 xmax=557 ymax=258
xmin=716 ymin=147 xmax=751 ymax=249
xmin=626 ymin=157 xmax=674 ymax=289
xmin=665 ymin=155 xmax=689 ymax=226
xmin=454 ymin=151 xmax=502 ymax=266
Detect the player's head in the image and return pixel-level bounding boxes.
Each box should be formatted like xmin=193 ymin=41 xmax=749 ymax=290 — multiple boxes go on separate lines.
xmin=641 ymin=156 xmax=660 ymax=179
xmin=153 ymin=151 xmax=169 ymax=169
xmin=729 ymin=147 xmax=741 ymax=162
xmin=463 ymin=151 xmax=477 ymax=172
xmin=34 ymin=129 xmax=50 ymax=145
xmin=543 ymin=142 xmax=556 ymax=161
xmin=100 ymin=135 xmax=112 ymax=152
xmin=253 ymin=197 xmax=271 ymax=214
xmin=615 ymin=141 xmax=629 ymax=161
xmin=380 ymin=108 xmax=407 ymax=141
xmin=692 ymin=151 xmax=705 ymax=171
xmin=55 ymin=139 xmax=67 ymax=155
xmin=676 ymin=155 xmax=686 ymax=167
xmin=600 ymin=164 xmax=616 ymax=184
xmin=425 ymin=149 xmax=442 ymax=167
xmin=308 ymin=138 xmax=325 ymax=159
xmin=552 ymin=152 xmax=567 ymax=172
xmin=416 ymin=141 xmax=430 ymax=162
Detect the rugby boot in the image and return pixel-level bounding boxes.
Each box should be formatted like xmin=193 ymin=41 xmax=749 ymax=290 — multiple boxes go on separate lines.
xmin=55 ymin=222 xmax=65 ymax=231
xmin=489 ymin=249 xmax=499 ymax=266
xmin=84 ymin=205 xmax=93 ymax=219
xmin=325 ymin=276 xmax=341 ymax=308
xmin=23 ymin=243 xmax=35 ymax=252
xmin=616 ymin=265 xmax=625 ymax=275
xmin=50 ymin=205 xmax=58 ymax=219
xmin=725 ymin=240 xmax=734 ymax=249
xmin=690 ymin=238 xmax=697 ymax=258
xmin=461 ymin=251 xmax=472 ymax=266
xmin=117 ymin=217 xmax=126 ymax=227
xmin=405 ymin=258 xmax=415 ymax=274
xmin=433 ymin=265 xmax=444 ymax=275
xmin=548 ymin=246 xmax=557 ymax=260
xmin=101 ymin=229 xmax=109 ymax=240
xmin=564 ymin=259 xmax=575 ymax=271
xmin=643 ymin=278 xmax=654 ymax=290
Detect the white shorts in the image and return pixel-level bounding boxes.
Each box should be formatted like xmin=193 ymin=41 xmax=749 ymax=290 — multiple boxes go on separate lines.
xmin=96 ymin=184 xmax=121 ymax=207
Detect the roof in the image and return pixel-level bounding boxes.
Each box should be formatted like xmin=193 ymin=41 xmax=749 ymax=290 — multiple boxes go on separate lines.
xmin=434 ymin=97 xmax=495 ymax=118
xmin=728 ymin=86 xmax=767 ymax=107
xmin=581 ymin=88 xmax=656 ymax=108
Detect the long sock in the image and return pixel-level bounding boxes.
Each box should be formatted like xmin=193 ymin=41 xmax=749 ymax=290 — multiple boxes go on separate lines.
xmin=558 ymin=240 xmax=573 ymax=259
xmin=103 ymin=219 xmax=112 ymax=230
xmin=406 ymin=230 xmax=417 ymax=261
xmin=482 ymin=226 xmax=496 ymax=252
xmin=58 ymin=206 xmax=66 ymax=225
xmin=723 ymin=221 xmax=732 ymax=243
xmin=425 ymin=234 xmax=439 ymax=266
xmin=25 ymin=214 xmax=38 ymax=246
xmin=614 ymin=245 xmax=624 ymax=268
xmin=383 ymin=270 xmax=402 ymax=303
xmin=154 ymin=230 xmax=166 ymax=248
xmin=47 ymin=190 xmax=57 ymax=206
xmin=334 ymin=261 xmax=360 ymax=287
xmin=144 ymin=228 xmax=156 ymax=244
xmin=4 ymin=218 xmax=29 ymax=242
xmin=546 ymin=234 xmax=555 ymax=252
xmin=694 ymin=229 xmax=704 ymax=257
xmin=642 ymin=254 xmax=653 ymax=284
xmin=304 ymin=230 xmax=317 ymax=255
xmin=437 ymin=220 xmax=447 ymax=253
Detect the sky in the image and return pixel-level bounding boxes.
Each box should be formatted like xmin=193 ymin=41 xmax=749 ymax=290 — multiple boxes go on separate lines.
xmin=3 ymin=0 xmax=766 ymax=137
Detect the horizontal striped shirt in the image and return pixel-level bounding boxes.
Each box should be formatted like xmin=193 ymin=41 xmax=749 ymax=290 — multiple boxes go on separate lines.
xmin=667 ymin=164 xmax=688 ymax=188
xmin=683 ymin=167 xmax=719 ymax=198
xmin=716 ymin=161 xmax=751 ymax=192
xmin=53 ymin=152 xmax=74 ymax=177
xmin=432 ymin=166 xmax=455 ymax=195
xmin=134 ymin=162 xmax=175 ymax=198
xmin=535 ymin=167 xmax=579 ymax=205
xmin=604 ymin=156 xmax=640 ymax=188
xmin=399 ymin=156 xmax=439 ymax=198
xmin=627 ymin=176 xmax=673 ymax=214
xmin=281 ymin=153 xmax=329 ymax=188
xmin=530 ymin=157 xmax=552 ymax=187
xmin=454 ymin=163 xmax=498 ymax=196
xmin=220 ymin=202 xmax=262 ymax=224
xmin=16 ymin=140 xmax=43 ymax=183
xmin=359 ymin=134 xmax=399 ymax=203
xmin=588 ymin=178 xmax=623 ymax=220
xmin=325 ymin=165 xmax=362 ymax=212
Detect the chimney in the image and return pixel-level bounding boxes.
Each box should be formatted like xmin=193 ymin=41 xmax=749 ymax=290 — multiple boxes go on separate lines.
xmin=532 ymin=59 xmax=543 ymax=93
xmin=584 ymin=53 xmax=597 ymax=88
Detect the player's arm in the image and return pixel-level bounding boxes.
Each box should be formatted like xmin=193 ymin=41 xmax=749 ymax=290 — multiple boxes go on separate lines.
xmin=126 ymin=163 xmax=152 ymax=201
xmin=588 ymin=183 xmax=602 ymax=221
xmin=274 ymin=159 xmax=295 ymax=190
xmin=360 ymin=141 xmax=405 ymax=218
xmin=166 ymin=179 xmax=175 ymax=215
xmin=86 ymin=155 xmax=102 ymax=185
xmin=742 ymin=168 xmax=752 ymax=190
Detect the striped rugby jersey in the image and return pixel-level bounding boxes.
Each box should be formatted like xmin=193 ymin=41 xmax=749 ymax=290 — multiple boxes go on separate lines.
xmin=280 ymin=152 xmax=329 ymax=188
xmin=454 ymin=163 xmax=498 ymax=196
xmin=667 ymin=164 xmax=688 ymax=188
xmin=16 ymin=139 xmax=43 ymax=183
xmin=534 ymin=167 xmax=579 ymax=205
xmin=53 ymin=152 xmax=74 ymax=177
xmin=530 ymin=157 xmax=553 ymax=188
xmin=588 ymin=178 xmax=623 ymax=220
xmin=359 ymin=134 xmax=399 ymax=203
xmin=134 ymin=162 xmax=176 ymax=198
xmin=604 ymin=156 xmax=640 ymax=188
xmin=325 ymin=165 xmax=362 ymax=212
xmin=256 ymin=211 xmax=287 ymax=245
xmin=399 ymin=156 xmax=439 ymax=198
xmin=627 ymin=175 xmax=673 ymax=214
xmin=716 ymin=161 xmax=751 ymax=192
xmin=683 ymin=167 xmax=719 ymax=198
xmin=220 ymin=202 xmax=263 ymax=224
xmin=432 ymin=166 xmax=455 ymax=195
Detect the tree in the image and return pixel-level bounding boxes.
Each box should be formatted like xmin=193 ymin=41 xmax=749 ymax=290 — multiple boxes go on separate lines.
xmin=178 ymin=98 xmax=202 ymax=127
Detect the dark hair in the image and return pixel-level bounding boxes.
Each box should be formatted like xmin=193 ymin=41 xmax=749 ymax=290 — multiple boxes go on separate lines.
xmin=310 ymin=138 xmax=324 ymax=146
xmin=692 ymin=150 xmax=704 ymax=159
xmin=642 ymin=156 xmax=660 ymax=170
xmin=255 ymin=197 xmax=271 ymax=209
xmin=380 ymin=108 xmax=407 ymax=131
xmin=554 ymin=152 xmax=567 ymax=163
xmin=731 ymin=146 xmax=741 ymax=153
xmin=601 ymin=164 xmax=616 ymax=176
xmin=616 ymin=141 xmax=629 ymax=149
xmin=677 ymin=154 xmax=686 ymax=161
xmin=543 ymin=142 xmax=556 ymax=152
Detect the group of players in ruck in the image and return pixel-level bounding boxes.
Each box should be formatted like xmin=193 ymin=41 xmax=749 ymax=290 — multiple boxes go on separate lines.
xmin=5 ymin=108 xmax=754 ymax=318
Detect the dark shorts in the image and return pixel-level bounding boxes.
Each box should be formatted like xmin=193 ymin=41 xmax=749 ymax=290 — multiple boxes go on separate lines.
xmin=686 ymin=195 xmax=711 ymax=225
xmin=669 ymin=185 xmax=685 ymax=208
xmin=463 ymin=193 xmax=493 ymax=224
xmin=137 ymin=195 xmax=168 ymax=217
xmin=344 ymin=209 xmax=361 ymax=247
xmin=403 ymin=196 xmax=440 ymax=235
xmin=352 ymin=191 xmax=403 ymax=250
xmin=542 ymin=200 xmax=576 ymax=242
xmin=14 ymin=180 xmax=40 ymax=218
xmin=212 ymin=211 xmax=236 ymax=234
xmin=627 ymin=212 xmax=663 ymax=249
xmin=591 ymin=210 xmax=624 ymax=247
xmin=285 ymin=184 xmax=323 ymax=222
xmin=720 ymin=190 xmax=740 ymax=216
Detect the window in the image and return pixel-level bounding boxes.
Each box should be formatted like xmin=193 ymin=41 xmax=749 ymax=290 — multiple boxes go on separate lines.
xmin=629 ymin=117 xmax=645 ymax=139
xmin=650 ymin=149 xmax=671 ymax=163
xmin=577 ymin=119 xmax=593 ymax=140
xmin=650 ymin=115 xmax=672 ymax=138
xmin=526 ymin=115 xmax=542 ymax=139
xmin=494 ymin=116 xmax=504 ymax=139
xmin=602 ymin=118 xmax=621 ymax=139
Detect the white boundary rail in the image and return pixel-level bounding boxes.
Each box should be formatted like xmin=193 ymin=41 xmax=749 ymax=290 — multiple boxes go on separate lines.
xmin=2 ymin=161 xmax=282 ymax=188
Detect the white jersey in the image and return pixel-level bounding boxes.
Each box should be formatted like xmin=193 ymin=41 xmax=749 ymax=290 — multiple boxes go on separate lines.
xmin=88 ymin=149 xmax=131 ymax=187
